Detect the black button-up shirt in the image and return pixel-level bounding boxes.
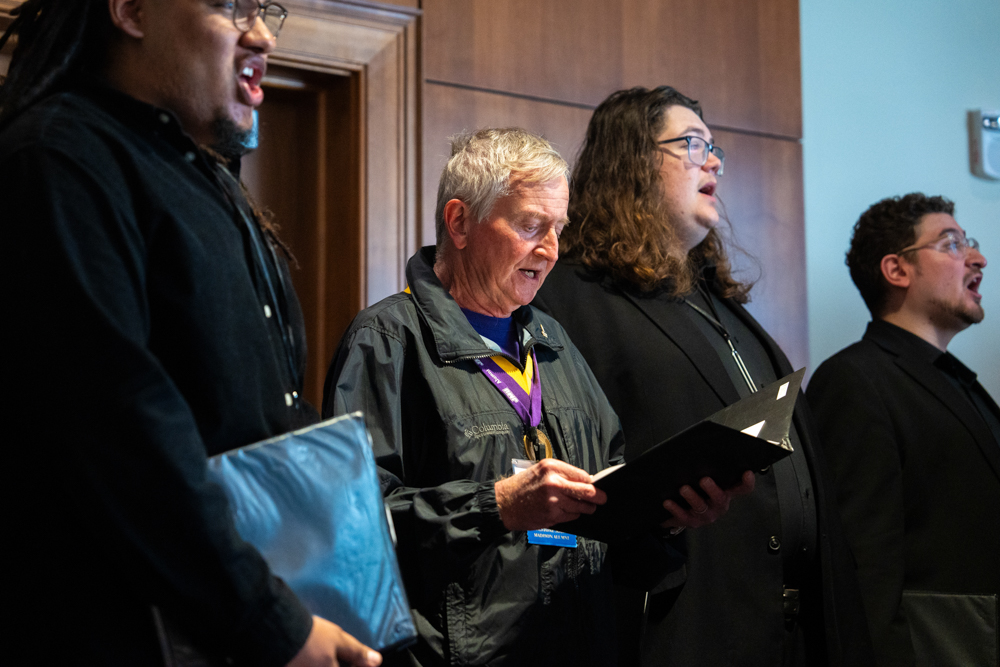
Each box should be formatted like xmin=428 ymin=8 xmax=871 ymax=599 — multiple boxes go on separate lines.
xmin=906 ymin=331 xmax=1000 ymax=448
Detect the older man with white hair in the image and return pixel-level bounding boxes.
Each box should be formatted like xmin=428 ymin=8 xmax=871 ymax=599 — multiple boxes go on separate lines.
xmin=323 ymin=128 xmax=750 ymax=666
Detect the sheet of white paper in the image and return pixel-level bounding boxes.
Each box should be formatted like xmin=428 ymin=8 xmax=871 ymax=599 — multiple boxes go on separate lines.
xmin=592 ymin=463 xmax=626 ymax=482
xmin=776 ymin=382 xmax=789 ymax=400
xmin=742 ymin=420 xmax=766 ymax=438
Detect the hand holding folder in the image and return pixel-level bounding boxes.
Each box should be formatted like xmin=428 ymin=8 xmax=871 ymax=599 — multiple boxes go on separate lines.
xmin=658 ymin=469 xmax=756 ymax=531
xmin=558 ymin=369 xmax=805 ymax=543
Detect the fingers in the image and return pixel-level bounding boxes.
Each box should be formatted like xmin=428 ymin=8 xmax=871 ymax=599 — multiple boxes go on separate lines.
xmin=289 ymin=617 xmax=382 ymax=667
xmin=679 ymin=483 xmax=714 ymax=515
xmin=660 ymin=473 xmax=757 ymax=530
xmin=534 ymin=459 xmax=606 ymax=504
xmin=335 ymin=631 xmax=382 ymax=667
xmin=496 ymin=459 xmax=605 ymax=530
xmin=556 ymin=478 xmax=607 ymax=505
xmin=660 ymin=499 xmax=689 ymax=528
xmin=556 ymin=495 xmax=601 ymax=516
xmin=536 ymin=458 xmax=592 ymax=483
xmin=732 ymin=470 xmax=756 ymax=495
xmin=662 ymin=483 xmax=724 ymax=529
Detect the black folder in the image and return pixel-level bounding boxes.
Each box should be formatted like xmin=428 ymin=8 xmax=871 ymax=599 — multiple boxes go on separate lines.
xmin=558 ymin=368 xmax=805 ymax=543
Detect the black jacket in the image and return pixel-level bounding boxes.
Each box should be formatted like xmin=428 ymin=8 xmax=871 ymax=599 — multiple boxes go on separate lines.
xmin=534 ymin=260 xmax=875 ymax=667
xmin=4 ymin=82 xmax=315 ymax=665
xmin=808 ymin=319 xmax=1000 ymax=666
xmin=323 ymin=248 xmax=679 ymax=667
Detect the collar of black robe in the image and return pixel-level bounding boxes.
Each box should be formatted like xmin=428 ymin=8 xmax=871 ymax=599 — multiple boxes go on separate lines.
xmin=683 ymin=280 xmax=758 ymax=393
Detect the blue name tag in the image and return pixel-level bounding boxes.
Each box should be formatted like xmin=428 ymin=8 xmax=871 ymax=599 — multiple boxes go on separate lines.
xmin=527 ymin=529 xmax=578 ymax=548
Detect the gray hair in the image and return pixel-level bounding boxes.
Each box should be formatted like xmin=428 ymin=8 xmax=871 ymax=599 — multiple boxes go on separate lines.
xmin=434 ymin=128 xmax=570 ymax=248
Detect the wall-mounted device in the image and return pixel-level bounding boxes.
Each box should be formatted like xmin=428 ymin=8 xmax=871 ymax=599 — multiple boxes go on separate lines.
xmin=968 ymin=109 xmax=999 ymax=180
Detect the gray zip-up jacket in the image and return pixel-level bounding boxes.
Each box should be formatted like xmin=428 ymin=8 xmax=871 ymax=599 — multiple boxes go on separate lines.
xmin=323 ymin=247 xmax=677 ymax=666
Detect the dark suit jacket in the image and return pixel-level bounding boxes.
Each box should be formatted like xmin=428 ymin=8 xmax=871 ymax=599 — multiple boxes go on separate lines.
xmin=534 ymin=261 xmax=874 ymax=667
xmin=807 ymin=319 xmax=1000 ymax=666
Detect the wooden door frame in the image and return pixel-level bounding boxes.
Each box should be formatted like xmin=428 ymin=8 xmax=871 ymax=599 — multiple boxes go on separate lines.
xmin=274 ymin=0 xmax=421 ymax=305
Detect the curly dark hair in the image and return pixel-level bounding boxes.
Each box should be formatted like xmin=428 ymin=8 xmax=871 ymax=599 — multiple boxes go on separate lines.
xmin=847 ymin=192 xmax=955 ymax=317
xmin=0 ymin=0 xmax=113 ymax=128
xmin=559 ymin=85 xmax=750 ymax=301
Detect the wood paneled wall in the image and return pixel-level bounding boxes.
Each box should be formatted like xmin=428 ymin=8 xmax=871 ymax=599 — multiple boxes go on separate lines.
xmin=0 ymin=0 xmax=808 ymax=376
xmin=417 ymin=0 xmax=808 ymax=369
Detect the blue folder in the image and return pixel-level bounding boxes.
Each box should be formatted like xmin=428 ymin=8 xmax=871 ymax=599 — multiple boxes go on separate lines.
xmin=208 ymin=412 xmax=416 ymax=652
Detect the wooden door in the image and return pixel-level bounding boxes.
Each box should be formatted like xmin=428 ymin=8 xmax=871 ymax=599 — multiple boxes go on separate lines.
xmin=242 ymin=68 xmax=363 ymax=409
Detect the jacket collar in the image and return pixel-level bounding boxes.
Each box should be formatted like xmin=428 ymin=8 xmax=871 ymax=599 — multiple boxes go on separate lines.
xmin=406 ymin=247 xmax=564 ymax=366
xmin=600 ymin=264 xmax=791 ymax=406
xmin=864 ymin=319 xmax=1000 ymax=480
xmin=597 ymin=268 xmax=737 ymax=405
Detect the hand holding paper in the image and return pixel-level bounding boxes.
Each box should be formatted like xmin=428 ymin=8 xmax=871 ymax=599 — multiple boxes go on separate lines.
xmin=496 ymin=458 xmax=607 ymax=531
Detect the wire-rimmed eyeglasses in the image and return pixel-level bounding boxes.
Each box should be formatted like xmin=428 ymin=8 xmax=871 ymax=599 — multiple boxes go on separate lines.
xmin=657 ymin=136 xmax=725 ymax=176
xmin=896 ymin=231 xmax=980 ymax=259
xmin=231 ymin=0 xmax=288 ymax=38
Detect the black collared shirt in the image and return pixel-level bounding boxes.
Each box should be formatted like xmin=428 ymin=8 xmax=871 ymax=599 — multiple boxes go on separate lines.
xmin=888 ymin=324 xmax=1000 ymax=448
xmin=3 ymin=80 xmax=314 ymax=665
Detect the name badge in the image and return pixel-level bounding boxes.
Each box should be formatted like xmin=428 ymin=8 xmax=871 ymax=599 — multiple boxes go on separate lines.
xmin=511 ymin=458 xmax=578 ymax=549
xmin=527 ymin=529 xmax=578 ymax=548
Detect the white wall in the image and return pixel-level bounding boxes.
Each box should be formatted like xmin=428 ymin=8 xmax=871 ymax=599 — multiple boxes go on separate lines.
xmin=801 ymin=0 xmax=1000 ymax=397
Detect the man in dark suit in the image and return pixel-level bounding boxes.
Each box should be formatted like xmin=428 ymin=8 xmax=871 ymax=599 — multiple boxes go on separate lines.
xmin=808 ymin=193 xmax=1000 ymax=667
xmin=534 ymin=86 xmax=873 ymax=667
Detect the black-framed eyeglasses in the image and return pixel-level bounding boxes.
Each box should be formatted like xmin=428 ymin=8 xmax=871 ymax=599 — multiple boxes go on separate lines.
xmin=896 ymin=231 xmax=980 ymax=259
xmin=232 ymin=0 xmax=288 ymax=38
xmin=657 ymin=136 xmax=725 ymax=176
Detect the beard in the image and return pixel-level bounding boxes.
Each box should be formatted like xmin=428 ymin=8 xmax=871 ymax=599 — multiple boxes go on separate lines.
xmin=209 ymin=114 xmax=256 ymax=159
xmin=927 ymin=296 xmax=985 ymax=332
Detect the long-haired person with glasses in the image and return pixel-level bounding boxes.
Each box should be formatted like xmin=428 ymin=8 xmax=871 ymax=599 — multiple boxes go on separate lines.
xmin=1 ymin=1 xmax=380 ymax=665
xmin=809 ymin=193 xmax=999 ymax=666
xmin=533 ymin=86 xmax=875 ymax=666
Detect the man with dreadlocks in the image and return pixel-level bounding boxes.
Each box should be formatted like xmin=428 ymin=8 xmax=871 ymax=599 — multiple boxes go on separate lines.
xmin=1 ymin=1 xmax=380 ymax=666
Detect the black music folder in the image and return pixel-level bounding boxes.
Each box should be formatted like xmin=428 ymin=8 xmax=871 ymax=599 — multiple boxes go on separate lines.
xmin=558 ymin=368 xmax=805 ymax=543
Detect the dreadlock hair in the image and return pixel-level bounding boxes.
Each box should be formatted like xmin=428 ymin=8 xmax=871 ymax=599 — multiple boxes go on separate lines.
xmin=560 ymin=86 xmax=752 ymax=302
xmin=0 ymin=0 xmax=113 ymax=128
xmin=196 ymin=145 xmax=296 ymax=264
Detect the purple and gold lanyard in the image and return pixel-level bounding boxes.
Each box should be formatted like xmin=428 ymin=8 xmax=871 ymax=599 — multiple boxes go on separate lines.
xmin=474 ymin=350 xmax=554 ymax=460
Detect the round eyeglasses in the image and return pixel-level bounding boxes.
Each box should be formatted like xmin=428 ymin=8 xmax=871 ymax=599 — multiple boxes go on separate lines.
xmin=896 ymin=231 xmax=979 ymax=259
xmin=657 ymin=136 xmax=725 ymax=176
xmin=232 ymin=0 xmax=288 ymax=38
